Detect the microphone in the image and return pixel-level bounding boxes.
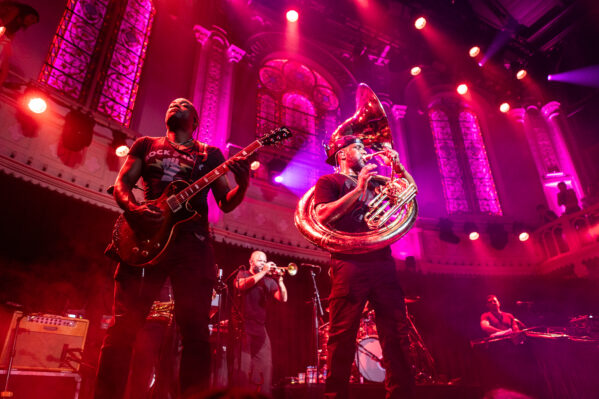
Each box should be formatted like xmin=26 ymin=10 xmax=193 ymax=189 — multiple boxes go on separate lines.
xmin=301 ymin=263 xmax=322 ymax=272
xmin=217 ymin=268 xmax=223 ymax=280
xmin=516 ymin=301 xmax=533 ymax=305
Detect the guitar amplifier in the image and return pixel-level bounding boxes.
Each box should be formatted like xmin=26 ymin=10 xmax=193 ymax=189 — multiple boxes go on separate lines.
xmin=0 ymin=311 xmax=89 ymax=372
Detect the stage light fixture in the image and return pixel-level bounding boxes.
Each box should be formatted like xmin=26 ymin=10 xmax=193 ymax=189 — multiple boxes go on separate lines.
xmin=110 ymin=130 xmax=129 ymax=157
xmin=469 ymin=46 xmax=480 ymax=58
xmin=499 ymin=102 xmax=510 ymax=113
xmin=516 ymin=69 xmax=527 ymax=80
xmin=286 ymin=9 xmax=299 ymax=23
xmin=518 ymin=232 xmax=530 ymax=242
xmin=250 ymin=160 xmax=261 ymax=171
xmin=410 ymin=66 xmax=421 ymax=76
xmin=414 ymin=17 xmax=426 ymax=30
xmin=27 ymin=97 xmax=47 ymax=114
xmin=513 ymin=222 xmax=530 ymax=242
xmin=439 ymin=218 xmax=460 ymax=244
xmin=547 ymin=75 xmax=553 ymax=81
xmin=457 ymin=84 xmax=468 ymax=95
xmin=61 ymin=109 xmax=96 ymax=152
xmin=487 ymin=223 xmax=508 ymax=250
xmin=464 ymin=222 xmax=479 ymax=241
xmin=274 ymin=175 xmax=284 ymax=183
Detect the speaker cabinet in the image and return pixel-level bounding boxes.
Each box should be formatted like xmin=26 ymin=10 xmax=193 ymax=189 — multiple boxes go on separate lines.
xmin=0 ymin=370 xmax=81 ymax=399
xmin=0 ymin=311 xmax=89 ymax=372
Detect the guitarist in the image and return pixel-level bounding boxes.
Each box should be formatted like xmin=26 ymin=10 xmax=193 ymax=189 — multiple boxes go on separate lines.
xmin=95 ymin=98 xmax=250 ymax=399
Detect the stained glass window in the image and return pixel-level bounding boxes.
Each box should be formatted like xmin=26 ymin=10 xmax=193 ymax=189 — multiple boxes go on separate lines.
xmin=429 ymin=105 xmax=502 ymax=215
xmin=39 ymin=0 xmax=155 ymax=127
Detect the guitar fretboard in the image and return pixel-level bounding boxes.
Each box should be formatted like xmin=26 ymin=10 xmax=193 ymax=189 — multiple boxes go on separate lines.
xmin=173 ymin=140 xmax=262 ymax=205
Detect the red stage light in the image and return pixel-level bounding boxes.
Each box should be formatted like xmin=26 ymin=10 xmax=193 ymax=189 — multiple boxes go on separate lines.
xmin=456 ymin=84 xmax=468 ymax=95
xmin=499 ymin=102 xmax=510 ymax=113
xmin=414 ymin=17 xmax=426 ymax=30
xmin=27 ymin=97 xmax=47 ymax=114
xmin=518 ymin=232 xmax=530 ymax=242
xmin=250 ymin=160 xmax=261 ymax=171
xmin=516 ymin=69 xmax=527 ymax=80
xmin=286 ymin=9 xmax=299 ymax=23
xmin=469 ymin=46 xmax=480 ymax=58
xmin=410 ymin=66 xmax=421 ymax=76
xmin=115 ymin=145 xmax=129 ymax=157
xmin=469 ymin=231 xmax=480 ymax=241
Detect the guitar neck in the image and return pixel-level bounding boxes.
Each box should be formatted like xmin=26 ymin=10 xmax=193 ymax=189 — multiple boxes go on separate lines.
xmin=174 ymin=140 xmax=262 ymax=204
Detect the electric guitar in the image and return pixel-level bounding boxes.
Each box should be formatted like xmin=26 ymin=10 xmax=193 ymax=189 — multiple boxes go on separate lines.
xmin=106 ymin=127 xmax=292 ymax=267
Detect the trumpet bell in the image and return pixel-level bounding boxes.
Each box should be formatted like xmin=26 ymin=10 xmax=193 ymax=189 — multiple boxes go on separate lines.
xmin=287 ymin=262 xmax=298 ymax=276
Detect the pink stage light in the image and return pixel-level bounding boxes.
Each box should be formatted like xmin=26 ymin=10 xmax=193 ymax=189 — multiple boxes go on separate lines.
xmin=518 ymin=232 xmax=530 ymax=242
xmin=27 ymin=97 xmax=48 ymax=114
xmin=274 ymin=175 xmax=284 ymax=183
xmin=469 ymin=46 xmax=480 ymax=58
xmin=516 ymin=69 xmax=527 ymax=80
xmin=414 ymin=17 xmax=426 ymax=30
xmin=410 ymin=66 xmax=421 ymax=76
xmin=115 ymin=145 xmax=129 ymax=157
xmin=547 ymin=75 xmax=553 ymax=81
xmin=469 ymin=231 xmax=480 ymax=241
xmin=499 ymin=102 xmax=510 ymax=113
xmin=250 ymin=161 xmax=261 ymax=171
xmin=286 ymin=9 xmax=299 ymax=23
xmin=456 ymin=84 xmax=468 ymax=95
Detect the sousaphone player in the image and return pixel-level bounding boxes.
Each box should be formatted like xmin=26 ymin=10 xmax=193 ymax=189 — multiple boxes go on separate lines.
xmin=295 ymin=84 xmax=418 ymax=399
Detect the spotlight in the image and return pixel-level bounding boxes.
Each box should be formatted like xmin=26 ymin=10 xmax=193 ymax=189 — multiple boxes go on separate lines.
xmin=456 ymin=83 xmax=468 ymax=95
xmin=465 ymin=222 xmax=479 ymax=241
xmin=250 ymin=160 xmax=261 ymax=171
xmin=499 ymin=102 xmax=510 ymax=113
xmin=61 ymin=109 xmax=95 ymax=152
xmin=410 ymin=66 xmax=421 ymax=76
xmin=110 ymin=130 xmax=129 ymax=157
xmin=513 ymin=222 xmax=530 ymax=242
xmin=414 ymin=17 xmax=426 ymax=30
xmin=547 ymin=75 xmax=553 ymax=81
xmin=286 ymin=9 xmax=299 ymax=23
xmin=516 ymin=69 xmax=527 ymax=80
xmin=27 ymin=97 xmax=47 ymax=114
xmin=0 ymin=26 xmax=5 ymax=38
xmin=469 ymin=46 xmax=480 ymax=58
xmin=274 ymin=175 xmax=284 ymax=184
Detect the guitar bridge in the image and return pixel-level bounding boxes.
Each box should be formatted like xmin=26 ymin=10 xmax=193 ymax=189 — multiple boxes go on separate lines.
xmin=166 ymin=195 xmax=182 ymax=212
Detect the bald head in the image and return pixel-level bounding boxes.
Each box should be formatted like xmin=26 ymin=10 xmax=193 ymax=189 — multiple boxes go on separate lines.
xmin=249 ymin=251 xmax=267 ymax=274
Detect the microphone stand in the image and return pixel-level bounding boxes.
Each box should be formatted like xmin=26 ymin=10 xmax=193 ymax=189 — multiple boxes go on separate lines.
xmin=2 ymin=311 xmax=26 ymax=398
xmin=308 ymin=270 xmax=324 ymax=384
xmin=211 ymin=267 xmax=228 ymax=387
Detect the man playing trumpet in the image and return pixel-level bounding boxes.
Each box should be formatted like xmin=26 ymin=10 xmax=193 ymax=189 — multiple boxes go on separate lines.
xmin=231 ymin=250 xmax=288 ymax=395
xmin=312 ymin=86 xmax=417 ymax=398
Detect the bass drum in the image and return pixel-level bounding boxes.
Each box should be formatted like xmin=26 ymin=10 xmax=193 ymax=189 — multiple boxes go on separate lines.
xmin=355 ymin=336 xmax=386 ymax=382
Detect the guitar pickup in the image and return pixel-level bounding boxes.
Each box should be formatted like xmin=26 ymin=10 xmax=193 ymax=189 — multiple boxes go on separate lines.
xmin=166 ymin=196 xmax=182 ymax=212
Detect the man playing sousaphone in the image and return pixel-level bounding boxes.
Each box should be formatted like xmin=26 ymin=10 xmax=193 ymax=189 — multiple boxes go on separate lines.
xmin=299 ymin=84 xmax=417 ymax=399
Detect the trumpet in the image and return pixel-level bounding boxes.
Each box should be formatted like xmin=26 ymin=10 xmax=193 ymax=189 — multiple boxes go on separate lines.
xmin=265 ymin=262 xmax=298 ymax=277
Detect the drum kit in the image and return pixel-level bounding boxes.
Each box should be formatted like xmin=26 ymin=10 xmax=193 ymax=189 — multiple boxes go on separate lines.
xmin=318 ymin=297 xmax=439 ymax=384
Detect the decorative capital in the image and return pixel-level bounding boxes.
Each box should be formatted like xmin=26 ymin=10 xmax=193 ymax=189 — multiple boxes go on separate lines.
xmin=541 ymin=101 xmax=561 ymax=120
xmin=227 ymin=44 xmax=246 ymax=63
xmin=193 ymin=25 xmax=212 ymax=45
xmin=391 ymin=104 xmax=408 ymax=120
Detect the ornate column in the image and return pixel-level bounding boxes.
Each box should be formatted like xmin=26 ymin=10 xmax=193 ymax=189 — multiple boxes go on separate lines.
xmin=191 ymin=25 xmax=245 ymax=151
xmin=192 ymin=25 xmax=246 ymax=224
xmin=541 ymin=101 xmax=584 ymax=200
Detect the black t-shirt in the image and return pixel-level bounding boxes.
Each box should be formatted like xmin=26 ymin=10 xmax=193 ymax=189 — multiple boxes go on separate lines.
xmin=233 ymin=269 xmax=279 ymax=336
xmin=313 ymin=173 xmax=391 ymax=261
xmin=128 ymin=136 xmax=225 ymax=235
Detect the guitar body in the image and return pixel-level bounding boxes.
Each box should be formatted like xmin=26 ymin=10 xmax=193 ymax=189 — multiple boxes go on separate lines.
xmin=110 ymin=180 xmax=196 ymax=267
xmin=106 ymin=126 xmax=292 ymax=267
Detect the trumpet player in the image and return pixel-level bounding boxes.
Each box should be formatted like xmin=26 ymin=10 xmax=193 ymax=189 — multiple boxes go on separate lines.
xmin=230 ymin=250 xmax=287 ymax=395
xmin=315 ymin=135 xmax=416 ymax=399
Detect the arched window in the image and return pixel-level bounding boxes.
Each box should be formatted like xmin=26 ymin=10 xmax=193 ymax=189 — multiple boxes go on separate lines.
xmin=39 ymin=0 xmax=155 ymax=126
xmin=429 ymin=102 xmax=502 ymax=215
xmin=256 ymin=59 xmax=339 ymax=189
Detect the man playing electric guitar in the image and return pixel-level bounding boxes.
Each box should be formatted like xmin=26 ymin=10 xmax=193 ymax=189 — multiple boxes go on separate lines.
xmin=95 ymin=98 xmax=250 ymax=399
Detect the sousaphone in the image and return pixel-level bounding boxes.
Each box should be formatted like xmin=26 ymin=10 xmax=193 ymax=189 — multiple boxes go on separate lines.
xmin=294 ymin=84 xmax=418 ymax=254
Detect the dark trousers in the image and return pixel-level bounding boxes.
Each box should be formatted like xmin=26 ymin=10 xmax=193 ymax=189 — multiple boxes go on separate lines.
xmin=94 ymin=235 xmax=216 ymax=399
xmin=231 ymin=327 xmax=273 ymax=395
xmin=325 ymin=257 xmax=414 ymax=399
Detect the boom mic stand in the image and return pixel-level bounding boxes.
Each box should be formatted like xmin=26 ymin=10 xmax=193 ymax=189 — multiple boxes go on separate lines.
xmin=211 ymin=267 xmax=228 ymax=387
xmin=1 ymin=308 xmax=26 ymax=398
xmin=307 ymin=268 xmax=324 ymax=384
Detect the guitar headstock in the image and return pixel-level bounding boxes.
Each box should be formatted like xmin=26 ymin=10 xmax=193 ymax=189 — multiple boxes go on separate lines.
xmin=259 ymin=126 xmax=292 ymax=146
